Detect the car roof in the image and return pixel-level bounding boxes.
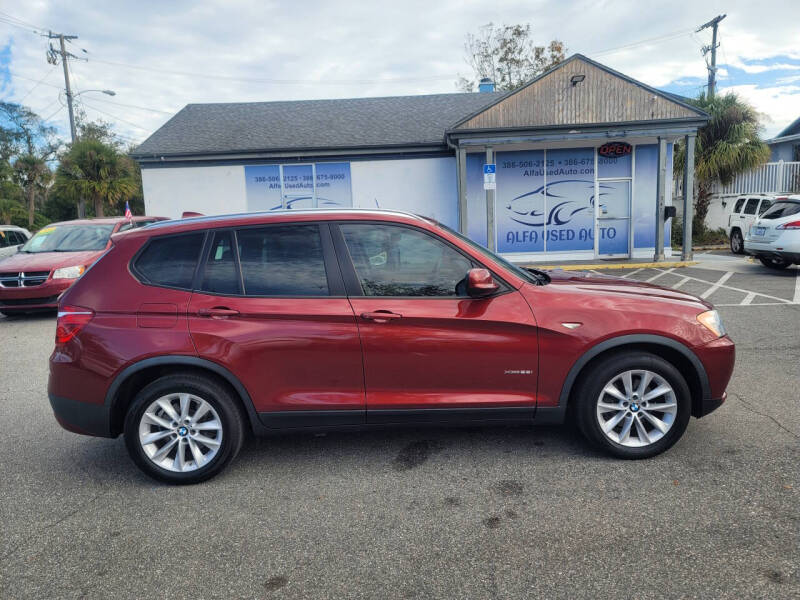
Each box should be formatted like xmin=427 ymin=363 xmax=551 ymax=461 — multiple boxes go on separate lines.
xmin=0 ymin=225 xmax=27 ymax=230
xmin=138 ymin=209 xmax=434 ymax=236
xmin=45 ymin=216 xmax=166 ymax=227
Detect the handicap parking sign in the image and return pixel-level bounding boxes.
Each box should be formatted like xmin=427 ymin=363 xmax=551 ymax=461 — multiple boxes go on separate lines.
xmin=483 ymin=163 xmax=496 ymax=190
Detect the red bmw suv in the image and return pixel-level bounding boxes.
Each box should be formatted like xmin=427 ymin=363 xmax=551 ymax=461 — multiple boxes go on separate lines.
xmin=48 ymin=210 xmax=735 ymax=483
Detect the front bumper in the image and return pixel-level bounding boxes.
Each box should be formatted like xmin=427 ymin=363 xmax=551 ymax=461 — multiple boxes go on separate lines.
xmin=0 ymin=278 xmax=73 ymax=311
xmin=49 ymin=394 xmax=114 ymax=438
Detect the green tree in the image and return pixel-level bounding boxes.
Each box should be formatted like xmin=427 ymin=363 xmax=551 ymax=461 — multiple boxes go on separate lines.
xmin=675 ymin=92 xmax=771 ymax=233
xmin=458 ymin=23 xmax=566 ymax=92
xmin=53 ymin=139 xmax=137 ymax=218
xmin=0 ymin=102 xmax=60 ymax=226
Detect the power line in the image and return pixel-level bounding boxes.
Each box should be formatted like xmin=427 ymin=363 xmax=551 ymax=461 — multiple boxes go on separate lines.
xmin=0 ymin=10 xmax=47 ymax=31
xmin=78 ymin=99 xmax=152 ymax=131
xmin=81 ymin=96 xmax=174 ymax=115
xmin=6 ymin=70 xmax=64 ymax=89
xmin=587 ymin=27 xmax=695 ymax=58
xmin=85 ymin=57 xmax=456 ymax=85
xmin=16 ymin=66 xmax=58 ymax=101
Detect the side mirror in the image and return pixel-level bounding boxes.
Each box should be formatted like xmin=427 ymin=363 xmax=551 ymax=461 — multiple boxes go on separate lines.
xmin=467 ymin=268 xmax=500 ymax=298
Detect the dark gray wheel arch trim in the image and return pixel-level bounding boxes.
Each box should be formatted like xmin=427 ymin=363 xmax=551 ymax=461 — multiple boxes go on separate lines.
xmin=535 ymin=334 xmax=711 ymax=424
xmin=105 ymin=356 xmax=266 ymax=434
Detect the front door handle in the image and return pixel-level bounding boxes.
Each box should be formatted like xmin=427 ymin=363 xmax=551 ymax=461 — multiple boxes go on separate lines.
xmin=197 ymin=307 xmax=240 ymax=318
xmin=361 ymin=310 xmax=402 ymax=323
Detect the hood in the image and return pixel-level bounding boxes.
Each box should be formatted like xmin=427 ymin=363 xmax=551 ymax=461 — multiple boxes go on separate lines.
xmin=544 ymin=269 xmax=712 ymax=310
xmin=0 ymin=249 xmax=105 ymax=273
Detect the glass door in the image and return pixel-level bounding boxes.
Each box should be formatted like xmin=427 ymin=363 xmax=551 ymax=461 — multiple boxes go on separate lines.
xmin=597 ymin=179 xmax=631 ymax=257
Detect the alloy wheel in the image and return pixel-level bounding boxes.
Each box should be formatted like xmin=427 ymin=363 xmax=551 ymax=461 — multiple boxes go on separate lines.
xmin=595 ymin=369 xmax=678 ymax=448
xmin=138 ymin=393 xmax=223 ymax=472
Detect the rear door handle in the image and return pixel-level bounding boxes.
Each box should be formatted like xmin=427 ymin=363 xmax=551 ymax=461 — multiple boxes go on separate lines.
xmin=361 ymin=310 xmax=402 ymax=323
xmin=197 ymin=307 xmax=240 ymax=318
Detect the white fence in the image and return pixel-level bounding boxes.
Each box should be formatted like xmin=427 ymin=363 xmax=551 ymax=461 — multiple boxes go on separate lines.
xmin=673 ymin=160 xmax=800 ymax=199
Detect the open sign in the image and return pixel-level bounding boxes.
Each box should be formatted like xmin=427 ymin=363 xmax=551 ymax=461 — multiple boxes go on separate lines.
xmin=598 ymin=142 xmax=632 ymax=158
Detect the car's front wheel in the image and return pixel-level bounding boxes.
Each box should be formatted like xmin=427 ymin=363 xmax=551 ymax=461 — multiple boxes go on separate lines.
xmin=758 ymin=256 xmax=790 ymax=270
xmin=575 ymin=352 xmax=691 ymax=459
xmin=124 ymin=374 xmax=245 ymax=484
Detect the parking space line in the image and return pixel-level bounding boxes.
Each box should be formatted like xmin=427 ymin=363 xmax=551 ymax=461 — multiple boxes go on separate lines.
xmin=794 ymin=270 xmax=800 ymax=304
xmin=741 ymin=292 xmax=756 ymax=305
xmin=672 ymin=277 xmax=690 ymax=289
xmin=652 ymin=268 xmax=794 ymax=304
xmin=700 ymin=272 xmax=733 ymax=299
xmin=645 ymin=268 xmax=673 ymax=283
xmin=621 ymin=268 xmax=644 ymax=279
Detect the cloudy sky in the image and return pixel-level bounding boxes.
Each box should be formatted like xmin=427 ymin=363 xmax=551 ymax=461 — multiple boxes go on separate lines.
xmin=1 ymin=0 xmax=798 ymax=147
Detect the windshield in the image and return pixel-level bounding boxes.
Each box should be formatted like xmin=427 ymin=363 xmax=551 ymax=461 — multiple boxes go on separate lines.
xmin=760 ymin=200 xmax=800 ymax=220
xmin=20 ymin=224 xmax=115 ymax=253
xmin=435 ymin=222 xmax=548 ymax=285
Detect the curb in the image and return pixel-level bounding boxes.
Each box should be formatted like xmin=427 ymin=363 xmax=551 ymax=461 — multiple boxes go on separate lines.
xmin=532 ymin=260 xmax=699 ymax=271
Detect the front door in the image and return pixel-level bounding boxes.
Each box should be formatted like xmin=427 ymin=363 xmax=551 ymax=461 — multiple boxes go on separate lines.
xmin=334 ymin=222 xmax=539 ymax=423
xmin=187 ymin=224 xmax=365 ymax=427
xmin=597 ymin=179 xmax=631 ymax=257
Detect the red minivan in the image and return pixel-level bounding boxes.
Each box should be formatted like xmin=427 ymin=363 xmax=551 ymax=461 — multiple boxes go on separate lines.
xmin=0 ymin=216 xmax=165 ymax=315
xmin=48 ymin=210 xmax=735 ymax=483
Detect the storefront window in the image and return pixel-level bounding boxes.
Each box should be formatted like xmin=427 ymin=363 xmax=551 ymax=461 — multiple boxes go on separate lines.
xmin=495 ymin=150 xmax=545 ymax=253
xmin=544 ymin=148 xmax=595 ymax=253
xmin=244 ymin=163 xmax=352 ymax=211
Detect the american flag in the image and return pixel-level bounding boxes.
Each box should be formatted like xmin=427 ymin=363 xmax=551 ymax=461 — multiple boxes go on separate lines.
xmin=124 ymin=201 xmax=132 ymax=221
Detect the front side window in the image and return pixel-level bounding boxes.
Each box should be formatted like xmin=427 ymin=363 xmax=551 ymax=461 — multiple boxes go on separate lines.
xmin=20 ymin=224 xmax=114 ymax=253
xmin=0 ymin=230 xmax=10 ymax=248
xmin=134 ymin=232 xmax=204 ymax=289
xmin=340 ymin=223 xmax=474 ymax=297
xmin=200 ymin=231 xmax=240 ymax=295
xmin=743 ymin=198 xmax=759 ymax=215
xmin=237 ymin=224 xmax=329 ymax=296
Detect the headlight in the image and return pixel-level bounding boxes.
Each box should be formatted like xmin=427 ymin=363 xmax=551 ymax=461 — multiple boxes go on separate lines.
xmin=52 ymin=265 xmax=86 ymax=280
xmin=697 ymin=310 xmax=726 ymax=337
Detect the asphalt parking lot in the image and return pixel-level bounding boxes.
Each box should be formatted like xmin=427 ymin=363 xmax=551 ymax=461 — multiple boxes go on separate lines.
xmin=1 ymin=255 xmax=798 ymax=599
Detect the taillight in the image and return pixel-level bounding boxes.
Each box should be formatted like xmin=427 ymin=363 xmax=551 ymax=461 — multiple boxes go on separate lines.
xmin=56 ymin=305 xmax=94 ymax=344
xmin=776 ymin=220 xmax=800 ymax=230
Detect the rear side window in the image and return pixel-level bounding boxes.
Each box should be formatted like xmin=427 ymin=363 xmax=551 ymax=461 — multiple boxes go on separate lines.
xmin=237 ymin=225 xmax=329 ymax=296
xmin=760 ymin=201 xmax=800 ymax=220
xmin=134 ymin=232 xmax=204 ymax=289
xmin=733 ymin=198 xmax=745 ymax=213
xmin=758 ymin=199 xmax=772 ymax=214
xmin=200 ymin=231 xmax=241 ymax=295
xmin=0 ymin=231 xmax=9 ymax=248
xmin=743 ymin=198 xmax=759 ymax=215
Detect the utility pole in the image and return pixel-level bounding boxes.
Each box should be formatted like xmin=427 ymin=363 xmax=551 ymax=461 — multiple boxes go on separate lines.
xmin=47 ymin=31 xmax=83 ymax=215
xmin=697 ymin=14 xmax=726 ymax=98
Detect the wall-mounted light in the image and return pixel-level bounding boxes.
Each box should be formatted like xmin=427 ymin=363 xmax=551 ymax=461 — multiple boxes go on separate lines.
xmin=570 ymin=74 xmax=586 ymax=86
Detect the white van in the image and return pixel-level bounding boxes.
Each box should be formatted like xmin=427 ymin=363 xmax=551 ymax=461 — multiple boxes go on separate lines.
xmin=0 ymin=226 xmax=32 ymax=260
xmin=726 ymin=195 xmax=782 ymax=254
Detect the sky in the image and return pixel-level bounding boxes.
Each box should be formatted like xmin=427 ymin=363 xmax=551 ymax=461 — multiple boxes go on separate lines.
xmin=1 ymin=0 xmax=798 ymax=148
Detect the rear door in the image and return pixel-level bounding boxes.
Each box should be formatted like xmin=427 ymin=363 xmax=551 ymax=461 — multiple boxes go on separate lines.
xmin=187 ymin=222 xmax=365 ymax=427
xmin=333 ymin=221 xmax=539 ymax=423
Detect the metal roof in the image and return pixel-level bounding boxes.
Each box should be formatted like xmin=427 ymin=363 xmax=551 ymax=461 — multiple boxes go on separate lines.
xmin=131 ymin=93 xmax=502 ymax=158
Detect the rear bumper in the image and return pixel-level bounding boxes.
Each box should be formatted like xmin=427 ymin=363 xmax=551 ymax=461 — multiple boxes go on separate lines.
xmin=0 ymin=279 xmax=73 ymax=311
xmin=48 ymin=394 xmax=114 ymax=438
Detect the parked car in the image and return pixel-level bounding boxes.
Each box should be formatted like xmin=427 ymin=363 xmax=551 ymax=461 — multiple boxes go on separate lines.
xmin=48 ymin=209 xmax=735 ymax=484
xmin=744 ymin=195 xmax=800 ymax=269
xmin=727 ymin=194 xmax=782 ymax=254
xmin=0 ymin=216 xmax=166 ymax=315
xmin=0 ymin=225 xmax=31 ymax=260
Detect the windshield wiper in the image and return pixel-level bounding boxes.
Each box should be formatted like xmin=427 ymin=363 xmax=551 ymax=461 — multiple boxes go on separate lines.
xmin=524 ymin=267 xmax=551 ymax=285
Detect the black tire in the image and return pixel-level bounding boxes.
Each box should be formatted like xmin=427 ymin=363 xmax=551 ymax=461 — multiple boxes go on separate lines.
xmin=124 ymin=373 xmax=245 ymax=484
xmin=729 ymin=229 xmax=744 ymax=254
xmin=758 ymin=256 xmax=790 ymax=270
xmin=574 ymin=352 xmax=692 ymax=459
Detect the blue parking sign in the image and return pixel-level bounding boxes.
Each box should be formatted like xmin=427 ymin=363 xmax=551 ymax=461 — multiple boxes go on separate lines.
xmin=483 ymin=164 xmax=496 ymax=174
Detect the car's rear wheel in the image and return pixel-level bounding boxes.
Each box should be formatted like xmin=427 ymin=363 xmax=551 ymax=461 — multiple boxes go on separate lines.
xmin=758 ymin=256 xmax=790 ymax=270
xmin=729 ymin=229 xmax=744 ymax=254
xmin=575 ymin=352 xmax=691 ymax=459
xmin=124 ymin=374 xmax=245 ymax=484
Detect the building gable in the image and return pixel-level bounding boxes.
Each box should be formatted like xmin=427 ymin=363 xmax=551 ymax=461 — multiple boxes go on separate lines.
xmin=453 ymin=54 xmax=704 ymax=131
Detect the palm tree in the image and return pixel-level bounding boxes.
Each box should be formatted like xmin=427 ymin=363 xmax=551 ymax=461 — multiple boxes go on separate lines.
xmin=53 ymin=140 xmax=137 ymax=218
xmin=12 ymin=154 xmax=50 ymax=227
xmin=675 ymin=92 xmax=771 ymax=233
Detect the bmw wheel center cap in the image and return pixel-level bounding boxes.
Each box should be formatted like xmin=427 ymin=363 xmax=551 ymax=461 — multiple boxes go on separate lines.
xmin=178 ymin=426 xmax=189 ymax=437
